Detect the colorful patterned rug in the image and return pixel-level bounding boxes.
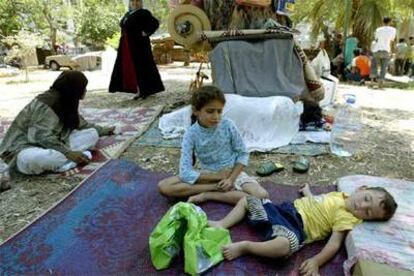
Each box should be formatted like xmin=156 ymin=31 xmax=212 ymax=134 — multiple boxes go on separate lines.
xmin=0 ymin=105 xmax=163 ymax=178
xmin=135 ymin=120 xmax=329 ymax=156
xmin=0 ymin=159 xmax=345 ymax=275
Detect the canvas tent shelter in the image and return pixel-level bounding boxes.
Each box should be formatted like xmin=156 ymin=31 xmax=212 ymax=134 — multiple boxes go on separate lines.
xmin=158 ymin=1 xmax=339 ymax=152
xmin=166 ymin=1 xmax=331 ymax=105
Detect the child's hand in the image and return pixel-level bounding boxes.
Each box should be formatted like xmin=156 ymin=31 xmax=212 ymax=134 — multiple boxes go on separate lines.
xmin=219 ymin=168 xmax=232 ymax=179
xmin=103 ymin=126 xmax=116 ymax=135
xmin=65 ymin=151 xmax=90 ymax=165
xmin=217 ymin=178 xmax=234 ymax=192
xmin=299 ymin=257 xmax=320 ymax=276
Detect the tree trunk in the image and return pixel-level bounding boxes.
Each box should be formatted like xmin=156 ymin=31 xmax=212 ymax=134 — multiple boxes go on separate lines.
xmin=42 ymin=3 xmax=57 ymax=55
xmin=50 ymin=28 xmax=57 ymax=55
xmin=24 ymin=68 xmax=29 ymax=82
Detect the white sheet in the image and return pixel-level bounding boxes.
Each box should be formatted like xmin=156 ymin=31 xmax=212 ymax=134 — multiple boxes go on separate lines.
xmin=159 ymin=94 xmax=303 ymax=152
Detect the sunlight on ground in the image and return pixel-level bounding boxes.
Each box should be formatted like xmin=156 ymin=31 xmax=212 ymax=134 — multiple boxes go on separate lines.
xmin=0 ymin=63 xmax=205 ymax=117
xmin=392 ymin=120 xmax=414 ymax=133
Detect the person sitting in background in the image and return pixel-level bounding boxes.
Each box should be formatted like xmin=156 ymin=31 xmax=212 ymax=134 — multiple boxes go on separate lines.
xmin=344 ymin=35 xmax=359 ymax=68
xmin=0 ymin=71 xmax=115 ymax=176
xmin=330 ymin=33 xmax=344 ymax=79
xmin=345 ymin=49 xmax=371 ymax=84
xmin=311 ymin=40 xmax=331 ymax=79
xmin=331 ymin=53 xmax=345 ymax=80
xmin=395 ymin=38 xmax=409 ymax=76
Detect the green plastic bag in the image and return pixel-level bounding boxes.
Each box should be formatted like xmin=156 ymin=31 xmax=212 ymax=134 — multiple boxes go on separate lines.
xmin=149 ymin=202 xmax=231 ymax=275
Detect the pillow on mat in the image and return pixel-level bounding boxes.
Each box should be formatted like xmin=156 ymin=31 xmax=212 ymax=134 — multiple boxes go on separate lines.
xmin=337 ymin=175 xmax=414 ymax=275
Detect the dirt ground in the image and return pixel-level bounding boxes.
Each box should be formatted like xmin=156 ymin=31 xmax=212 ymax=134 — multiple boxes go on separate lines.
xmin=0 ymin=64 xmax=413 ymax=243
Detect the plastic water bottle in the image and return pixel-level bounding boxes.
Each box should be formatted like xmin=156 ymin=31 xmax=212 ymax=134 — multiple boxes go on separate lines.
xmin=330 ymin=94 xmax=362 ymax=157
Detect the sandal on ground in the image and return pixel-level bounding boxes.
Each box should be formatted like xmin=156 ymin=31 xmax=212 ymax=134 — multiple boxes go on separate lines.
xmin=0 ymin=183 xmax=11 ymax=193
xmin=292 ymin=156 xmax=310 ymax=173
xmin=256 ymin=161 xmax=284 ymax=177
xmin=0 ymin=170 xmax=11 ymax=192
xmin=0 ymin=178 xmax=11 ymax=193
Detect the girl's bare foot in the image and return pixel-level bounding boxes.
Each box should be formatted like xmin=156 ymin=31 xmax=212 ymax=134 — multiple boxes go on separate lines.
xmin=187 ymin=193 xmax=206 ymax=204
xmin=222 ymin=241 xmax=247 ymax=260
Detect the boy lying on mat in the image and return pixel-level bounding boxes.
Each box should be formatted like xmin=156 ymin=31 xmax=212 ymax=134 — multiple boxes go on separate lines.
xmin=209 ymin=184 xmax=397 ymax=276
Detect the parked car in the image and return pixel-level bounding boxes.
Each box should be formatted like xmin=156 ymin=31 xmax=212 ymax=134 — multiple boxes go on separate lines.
xmin=45 ymin=52 xmax=102 ymax=71
xmin=72 ymin=52 xmax=102 ymax=71
xmin=45 ymin=54 xmax=78 ymax=70
xmin=0 ymin=65 xmax=20 ymax=77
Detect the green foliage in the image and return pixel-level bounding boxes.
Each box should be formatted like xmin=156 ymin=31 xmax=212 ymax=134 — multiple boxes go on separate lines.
xmin=143 ymin=0 xmax=170 ymax=32
xmin=293 ymin=0 xmax=413 ymax=49
xmin=106 ymin=32 xmax=121 ymax=49
xmin=352 ymin=0 xmax=390 ymax=47
xmin=74 ymin=0 xmax=125 ymax=48
xmin=103 ymin=0 xmax=170 ymax=49
xmin=14 ymin=0 xmax=73 ymax=53
xmin=1 ymin=0 xmax=411 ymax=52
xmin=0 ymin=0 xmax=23 ymax=37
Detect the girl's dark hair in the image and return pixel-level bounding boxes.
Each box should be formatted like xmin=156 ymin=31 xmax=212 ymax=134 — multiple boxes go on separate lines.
xmin=190 ymin=86 xmax=226 ymax=165
xmin=190 ymin=85 xmax=226 ymax=112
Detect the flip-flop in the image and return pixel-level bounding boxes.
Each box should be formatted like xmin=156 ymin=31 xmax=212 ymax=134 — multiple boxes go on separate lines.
xmin=256 ymin=161 xmax=284 ymax=177
xmin=293 ymin=156 xmax=310 ymax=173
xmin=0 ymin=173 xmax=11 ymax=193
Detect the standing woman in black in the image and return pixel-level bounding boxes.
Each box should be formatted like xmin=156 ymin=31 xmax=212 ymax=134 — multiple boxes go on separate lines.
xmin=109 ymin=0 xmax=164 ymax=98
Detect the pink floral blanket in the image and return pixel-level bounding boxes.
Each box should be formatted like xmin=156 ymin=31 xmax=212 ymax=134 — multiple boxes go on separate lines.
xmin=337 ymin=175 xmax=414 ymax=275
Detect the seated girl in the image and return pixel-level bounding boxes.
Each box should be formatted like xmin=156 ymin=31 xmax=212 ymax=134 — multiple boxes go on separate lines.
xmin=158 ymin=85 xmax=268 ymax=204
xmin=0 ymin=71 xmax=114 ymax=175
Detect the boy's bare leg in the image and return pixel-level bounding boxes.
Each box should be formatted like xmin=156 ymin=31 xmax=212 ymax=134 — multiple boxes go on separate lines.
xmin=188 ymin=181 xmax=269 ymax=205
xmin=158 ymin=176 xmax=217 ymax=197
xmin=208 ymin=197 xmax=248 ymax=229
xmin=242 ymin=182 xmax=269 ymax=199
xmin=188 ymin=190 xmax=247 ymax=205
xmin=209 ymin=197 xmax=291 ymax=260
xmin=222 ymin=237 xmax=290 ymax=260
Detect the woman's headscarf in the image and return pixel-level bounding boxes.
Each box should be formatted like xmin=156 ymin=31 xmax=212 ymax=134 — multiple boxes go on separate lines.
xmin=37 ymin=71 xmax=88 ymax=129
